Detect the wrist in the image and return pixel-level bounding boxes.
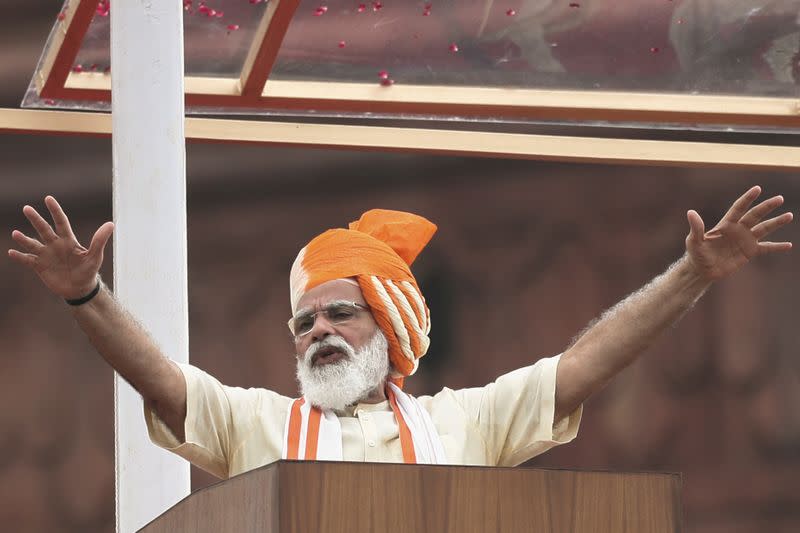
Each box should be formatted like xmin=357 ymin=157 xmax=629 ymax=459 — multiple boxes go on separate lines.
xmin=65 ymin=277 xmax=103 ymax=306
xmin=677 ymin=254 xmax=714 ymax=291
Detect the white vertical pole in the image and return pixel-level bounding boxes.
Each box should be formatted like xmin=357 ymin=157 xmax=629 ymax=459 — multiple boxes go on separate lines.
xmin=110 ymin=2 xmax=190 ymax=532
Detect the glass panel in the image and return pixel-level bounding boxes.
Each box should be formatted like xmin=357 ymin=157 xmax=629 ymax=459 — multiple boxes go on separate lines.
xmin=47 ymin=0 xmax=268 ymax=78
xmin=22 ymin=0 xmax=800 ymax=118
xmin=272 ymin=0 xmax=800 ymax=96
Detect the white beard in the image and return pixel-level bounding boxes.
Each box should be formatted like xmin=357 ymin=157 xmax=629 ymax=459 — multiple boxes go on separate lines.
xmin=296 ymin=331 xmax=390 ymax=411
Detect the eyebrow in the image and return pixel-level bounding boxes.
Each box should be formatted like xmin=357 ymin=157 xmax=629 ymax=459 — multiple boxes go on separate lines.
xmin=293 ymin=299 xmax=359 ymax=319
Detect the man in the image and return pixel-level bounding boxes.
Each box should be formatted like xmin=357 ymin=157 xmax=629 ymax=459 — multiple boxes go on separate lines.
xmin=7 ymin=187 xmax=793 ymax=479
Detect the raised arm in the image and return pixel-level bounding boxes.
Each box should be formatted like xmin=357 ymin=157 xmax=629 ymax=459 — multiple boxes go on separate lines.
xmin=8 ymin=196 xmax=187 ymax=440
xmin=554 ymin=186 xmax=793 ymax=421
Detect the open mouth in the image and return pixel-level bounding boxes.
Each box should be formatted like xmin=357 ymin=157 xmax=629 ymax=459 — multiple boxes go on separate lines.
xmin=311 ymin=346 xmax=346 ymax=366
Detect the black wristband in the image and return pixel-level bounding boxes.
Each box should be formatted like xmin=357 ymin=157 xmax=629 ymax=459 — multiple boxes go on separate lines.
xmin=65 ymin=281 xmax=101 ymax=306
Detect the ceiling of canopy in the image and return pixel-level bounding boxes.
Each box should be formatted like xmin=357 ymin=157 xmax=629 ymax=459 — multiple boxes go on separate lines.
xmin=21 ymin=0 xmax=800 ymax=131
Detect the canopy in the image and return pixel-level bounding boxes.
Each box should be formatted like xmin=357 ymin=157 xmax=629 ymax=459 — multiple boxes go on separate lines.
xmin=23 ymin=0 xmax=800 ymax=131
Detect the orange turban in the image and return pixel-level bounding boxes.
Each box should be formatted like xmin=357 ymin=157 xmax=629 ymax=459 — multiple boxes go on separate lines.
xmin=290 ymin=209 xmax=436 ymax=378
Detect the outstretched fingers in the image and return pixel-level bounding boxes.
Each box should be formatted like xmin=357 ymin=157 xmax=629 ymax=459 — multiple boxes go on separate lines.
xmin=686 ymin=210 xmax=706 ymax=241
xmin=752 ymin=212 xmax=794 ymax=240
xmin=23 ymin=205 xmax=58 ymax=243
xmin=7 ymin=248 xmax=38 ymax=268
xmin=739 ymin=195 xmax=784 ymax=228
xmin=88 ymin=222 xmax=115 ymax=259
xmin=721 ymin=185 xmax=761 ymax=224
xmin=44 ymin=196 xmax=75 ymax=238
xmin=11 ymin=230 xmax=44 ymax=253
xmin=758 ymin=241 xmax=793 ymax=255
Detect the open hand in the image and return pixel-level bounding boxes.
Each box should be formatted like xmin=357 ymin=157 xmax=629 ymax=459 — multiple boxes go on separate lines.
xmin=8 ymin=196 xmax=114 ymax=300
xmin=686 ymin=186 xmax=793 ymax=281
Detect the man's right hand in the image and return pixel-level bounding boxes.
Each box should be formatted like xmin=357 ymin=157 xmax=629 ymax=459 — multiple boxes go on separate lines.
xmin=8 ymin=196 xmax=114 ymax=300
xmin=9 ymin=195 xmax=187 ymax=440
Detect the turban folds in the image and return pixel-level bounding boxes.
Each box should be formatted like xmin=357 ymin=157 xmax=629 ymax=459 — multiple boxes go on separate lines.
xmin=290 ymin=209 xmax=436 ymax=379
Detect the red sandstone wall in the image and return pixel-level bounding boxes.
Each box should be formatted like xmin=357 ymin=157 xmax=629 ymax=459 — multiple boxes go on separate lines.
xmin=1 ymin=157 xmax=798 ymax=532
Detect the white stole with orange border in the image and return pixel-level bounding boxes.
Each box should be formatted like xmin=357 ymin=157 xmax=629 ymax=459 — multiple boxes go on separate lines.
xmin=281 ymin=383 xmax=446 ymax=464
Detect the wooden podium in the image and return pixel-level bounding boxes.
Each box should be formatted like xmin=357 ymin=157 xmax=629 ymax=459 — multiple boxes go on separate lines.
xmin=139 ymin=461 xmax=681 ymax=532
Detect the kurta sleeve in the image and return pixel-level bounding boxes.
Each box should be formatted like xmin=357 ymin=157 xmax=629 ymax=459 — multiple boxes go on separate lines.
xmin=143 ymin=363 xmax=263 ymax=479
xmin=452 ymin=354 xmax=582 ymax=466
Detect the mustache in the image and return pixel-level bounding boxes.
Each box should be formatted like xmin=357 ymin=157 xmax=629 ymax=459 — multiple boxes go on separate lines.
xmin=303 ymin=335 xmax=355 ymax=365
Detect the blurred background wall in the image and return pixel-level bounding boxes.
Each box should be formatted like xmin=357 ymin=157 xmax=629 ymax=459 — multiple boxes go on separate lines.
xmin=2 ymin=2 xmax=799 ymax=532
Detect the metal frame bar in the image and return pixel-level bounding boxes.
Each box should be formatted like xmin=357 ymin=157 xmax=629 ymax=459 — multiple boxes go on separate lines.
xmin=36 ymin=0 xmax=97 ymax=98
xmin=59 ymin=73 xmax=800 ymax=127
xmin=3 ymin=109 xmax=799 ymax=170
xmin=238 ymin=0 xmax=301 ymax=99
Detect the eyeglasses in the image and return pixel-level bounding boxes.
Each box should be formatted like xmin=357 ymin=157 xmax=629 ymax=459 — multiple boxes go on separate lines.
xmin=288 ymin=301 xmax=370 ymax=338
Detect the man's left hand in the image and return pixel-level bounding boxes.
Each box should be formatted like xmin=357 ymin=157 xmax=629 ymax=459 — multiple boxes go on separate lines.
xmin=686 ymin=185 xmax=793 ymax=282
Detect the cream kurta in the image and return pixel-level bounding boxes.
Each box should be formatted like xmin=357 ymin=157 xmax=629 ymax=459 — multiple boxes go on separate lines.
xmin=145 ymin=354 xmax=582 ymax=479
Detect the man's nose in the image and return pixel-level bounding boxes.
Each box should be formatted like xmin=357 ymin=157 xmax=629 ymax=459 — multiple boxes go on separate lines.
xmin=309 ymin=313 xmax=337 ymax=342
